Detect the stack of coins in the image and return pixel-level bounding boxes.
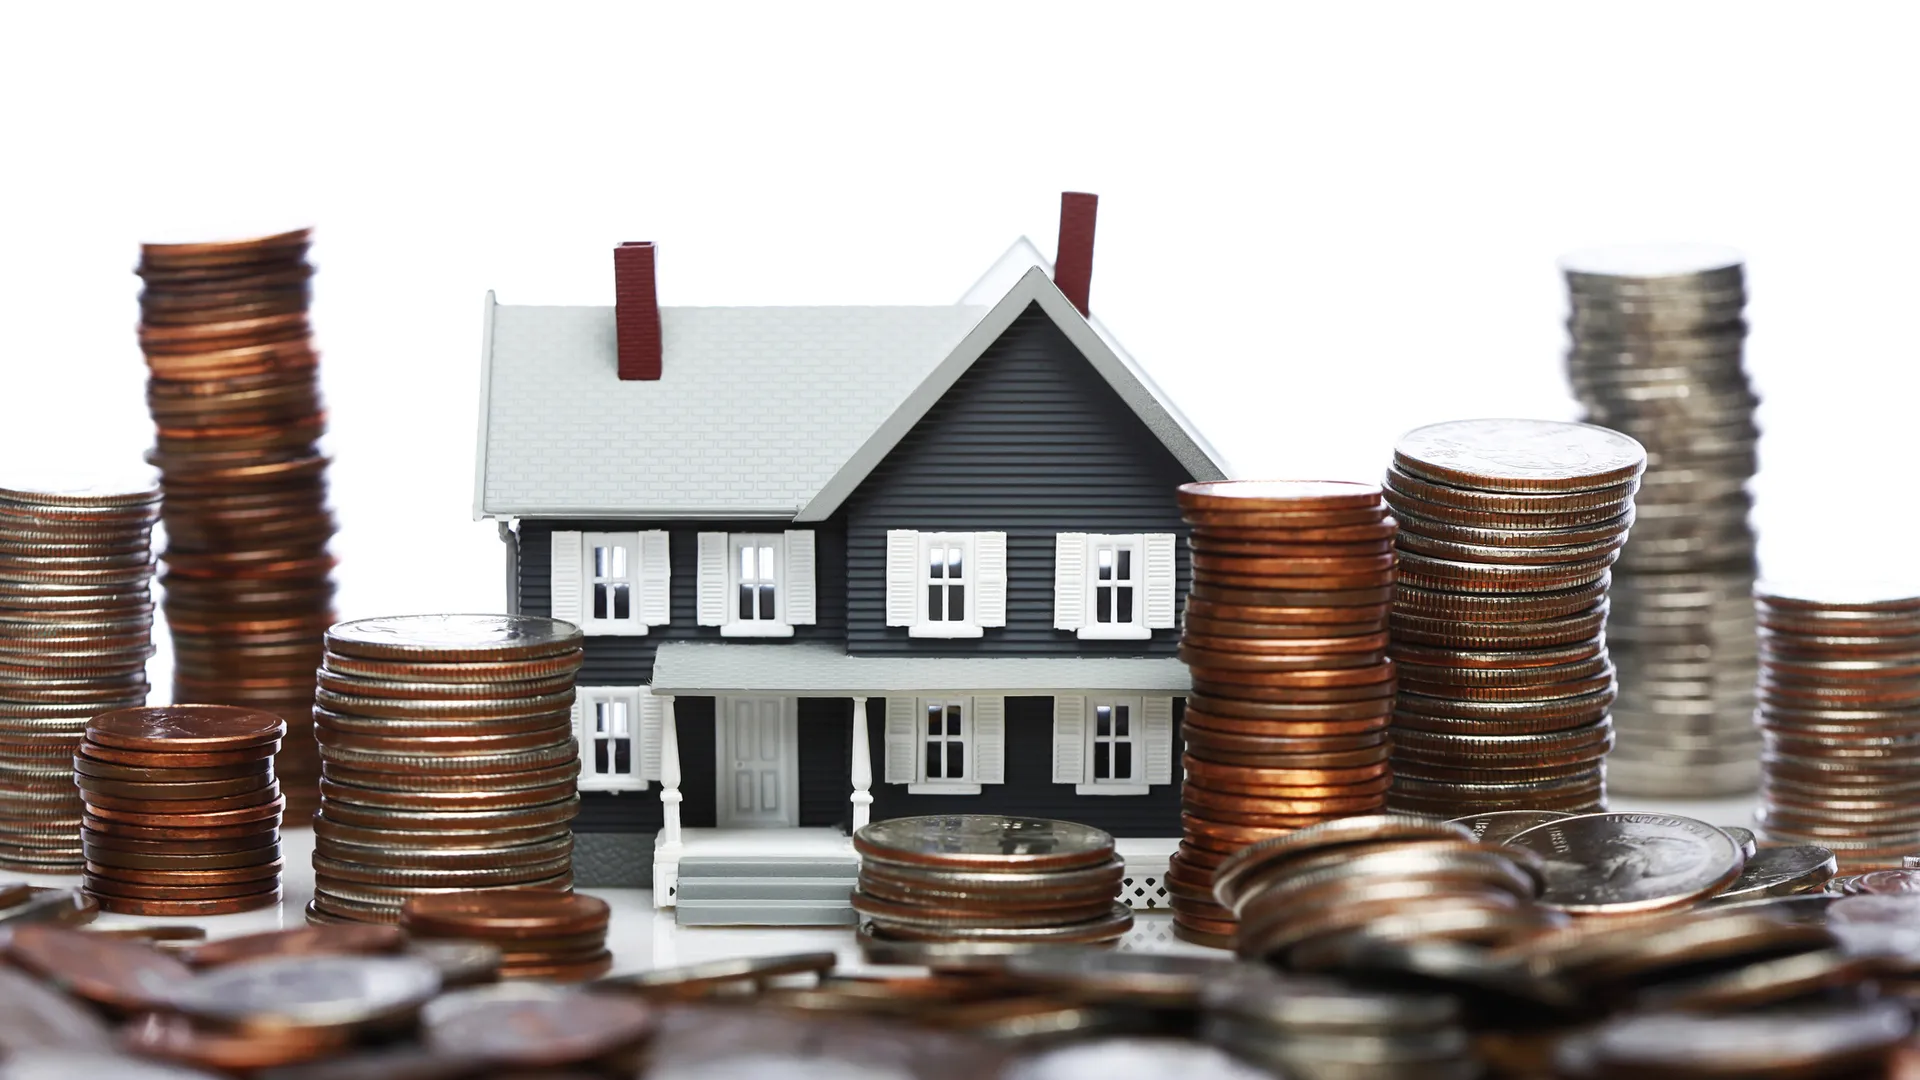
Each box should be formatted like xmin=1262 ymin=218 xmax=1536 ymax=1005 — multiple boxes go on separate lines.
xmin=851 ymin=815 xmax=1133 ymax=946
xmin=77 ymin=705 xmax=285 ymax=916
xmin=309 ymin=614 xmax=583 ymax=925
xmin=1384 ymin=419 xmax=1644 ymax=817
xmin=1561 ymin=247 xmax=1761 ymax=797
xmin=1202 ymin=970 xmax=1480 ymax=1080
xmin=135 ymin=228 xmax=337 ymax=822
xmin=0 ymin=473 xmax=161 ymax=873
xmin=1171 ymin=480 xmax=1397 ymax=949
xmin=1754 ymin=582 xmax=1920 ymax=869
xmin=401 ymin=891 xmax=612 ymax=981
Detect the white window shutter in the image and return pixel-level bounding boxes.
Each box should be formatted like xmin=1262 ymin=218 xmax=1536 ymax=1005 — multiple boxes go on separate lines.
xmin=1054 ymin=533 xmax=1087 ymax=630
xmin=973 ymin=696 xmax=1005 ymax=784
xmin=696 ymin=533 xmax=728 ymax=626
xmin=1143 ymin=697 xmax=1175 ymax=785
xmin=638 ymin=690 xmax=664 ymax=783
xmin=549 ymin=531 xmax=584 ymax=625
xmin=784 ymin=530 xmax=816 ymax=625
xmin=1052 ymin=694 xmax=1086 ymax=784
xmin=974 ymin=532 xmax=1007 ymax=628
xmin=639 ymin=531 xmax=671 ymax=627
xmin=1144 ymin=533 xmax=1178 ymax=629
xmin=884 ymin=696 xmax=917 ymax=784
xmin=885 ymin=530 xmax=919 ymax=627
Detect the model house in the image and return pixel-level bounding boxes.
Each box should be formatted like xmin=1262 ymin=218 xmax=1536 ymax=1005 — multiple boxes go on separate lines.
xmin=472 ymin=194 xmax=1228 ymax=924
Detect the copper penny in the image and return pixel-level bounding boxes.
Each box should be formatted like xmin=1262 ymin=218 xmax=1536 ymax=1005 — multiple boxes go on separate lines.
xmin=1184 ymin=614 xmax=1387 ymax=640
xmin=1186 ymin=597 xmax=1392 ymax=625
xmin=1182 ymin=631 xmax=1390 ymax=655
xmin=4 ymin=923 xmax=191 ymax=1011
xmin=71 ymin=755 xmax=272 ymax=783
xmin=1178 ymin=480 xmax=1384 ymax=512
xmin=82 ymin=814 xmax=282 ymax=842
xmin=83 ymin=796 xmax=284 ymax=829
xmin=84 ymin=877 xmax=283 ymax=901
xmin=1184 ymin=694 xmax=1392 ymax=721
xmin=121 ymin=1011 xmax=348 ymax=1071
xmin=402 ymin=891 xmax=609 ymax=939
xmin=93 ymin=886 xmax=281 ymax=917
xmin=1190 ymin=538 xmax=1396 ymax=559
xmin=1190 ymin=582 xmax=1395 ymax=607
xmin=78 ymin=740 xmax=277 ymax=769
xmin=1181 ymin=725 xmax=1386 ymax=756
xmin=1190 ymin=679 xmax=1396 ymax=705
xmin=80 ymin=827 xmax=280 ymax=855
xmin=86 ymin=705 xmax=285 ymax=752
xmin=84 ymin=843 xmax=282 ymax=871
xmin=1181 ymin=646 xmax=1385 ymax=672
xmin=84 ymin=857 xmax=282 ymax=885
xmin=1190 ymin=519 xmax=1399 ymax=544
xmin=1185 ymin=660 xmax=1394 ymax=687
xmin=77 ymin=778 xmax=279 ymax=808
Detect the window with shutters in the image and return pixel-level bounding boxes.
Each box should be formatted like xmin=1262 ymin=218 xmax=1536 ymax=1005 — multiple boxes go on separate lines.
xmin=582 ymin=533 xmax=641 ymax=634
xmin=552 ymin=531 xmax=668 ymax=636
xmin=708 ymin=531 xmax=812 ymax=638
xmin=1058 ymin=533 xmax=1176 ymax=640
xmin=1091 ymin=538 xmax=1138 ymax=628
xmin=1086 ymin=697 xmax=1141 ymax=787
xmin=890 ymin=531 xmax=1003 ymax=638
xmin=1067 ymin=694 xmax=1173 ymax=796
xmin=577 ymin=687 xmax=649 ymax=792
xmin=920 ymin=699 xmax=970 ymax=783
xmin=732 ymin=535 xmax=780 ymax=625
xmin=924 ymin=535 xmax=971 ymax=626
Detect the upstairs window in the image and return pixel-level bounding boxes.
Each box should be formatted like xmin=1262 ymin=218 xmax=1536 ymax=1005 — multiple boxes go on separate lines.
xmin=735 ymin=536 xmax=780 ymax=624
xmin=551 ymin=531 xmax=668 ymax=636
xmin=1090 ymin=539 xmax=1137 ymax=627
xmin=885 ymin=530 xmax=1005 ymax=639
xmin=591 ymin=539 xmax=634 ymax=624
xmin=925 ymin=537 xmax=970 ymax=625
xmin=1053 ymin=533 xmax=1178 ymax=640
xmin=697 ymin=531 xmax=815 ymax=637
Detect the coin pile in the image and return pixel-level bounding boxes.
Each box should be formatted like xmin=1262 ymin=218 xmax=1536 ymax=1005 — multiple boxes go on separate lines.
xmin=1553 ymin=1003 xmax=1908 ymax=1079
xmin=1753 ymin=582 xmax=1920 ymax=869
xmin=1171 ymin=480 xmax=1397 ymax=947
xmin=401 ymin=891 xmax=611 ymax=981
xmin=1201 ymin=971 xmax=1480 ymax=1080
xmin=76 ymin=705 xmax=285 ymax=916
xmin=1384 ymin=419 xmax=1644 ymax=817
xmin=136 ymin=228 xmax=338 ymax=822
xmin=851 ymin=815 xmax=1133 ymax=946
xmin=1561 ymin=246 xmax=1761 ymax=798
xmin=0 ymin=473 xmax=161 ymax=873
xmin=1502 ymin=811 xmax=1748 ymax=917
xmin=308 ymin=614 xmax=583 ymax=925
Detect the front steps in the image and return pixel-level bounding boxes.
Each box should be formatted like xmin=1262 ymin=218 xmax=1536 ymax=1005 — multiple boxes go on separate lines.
xmin=673 ymin=855 xmax=859 ymax=926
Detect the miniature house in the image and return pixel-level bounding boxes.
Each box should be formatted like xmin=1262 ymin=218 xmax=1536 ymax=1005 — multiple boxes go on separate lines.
xmin=472 ymin=194 xmax=1229 ymax=924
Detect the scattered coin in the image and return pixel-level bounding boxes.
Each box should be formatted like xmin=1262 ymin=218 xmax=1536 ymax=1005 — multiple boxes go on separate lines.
xmin=168 ymin=954 xmax=442 ymax=1034
xmin=420 ymin=982 xmax=654 ymax=1069
xmin=1504 ymin=812 xmax=1745 ymax=915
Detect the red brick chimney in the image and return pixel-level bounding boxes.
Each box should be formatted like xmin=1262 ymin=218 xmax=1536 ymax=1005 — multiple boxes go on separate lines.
xmin=614 ymin=241 xmax=662 ymax=381
xmin=1054 ymin=192 xmax=1098 ymax=316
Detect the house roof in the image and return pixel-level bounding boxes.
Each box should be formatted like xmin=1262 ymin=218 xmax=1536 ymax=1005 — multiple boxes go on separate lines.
xmin=474 ymin=245 xmax=1230 ymax=520
xmin=649 ymin=641 xmax=1192 ymax=695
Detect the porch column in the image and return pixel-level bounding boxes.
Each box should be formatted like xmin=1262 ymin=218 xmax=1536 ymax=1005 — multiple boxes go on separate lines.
xmin=849 ymin=695 xmax=872 ymax=834
xmin=659 ymin=694 xmax=682 ymax=849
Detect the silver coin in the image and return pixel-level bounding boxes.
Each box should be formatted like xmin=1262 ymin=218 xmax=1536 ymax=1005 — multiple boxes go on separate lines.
xmin=167 ymin=954 xmax=442 ymax=1031
xmin=1200 ymin=969 xmax=1458 ymax=1032
xmin=854 ymin=815 xmax=1115 ymax=870
xmin=1504 ymin=812 xmax=1746 ymax=914
xmin=1710 ymin=845 xmax=1837 ymax=902
xmin=1562 ymin=1002 xmax=1908 ymax=1076
xmin=1444 ymin=809 xmax=1573 ymax=845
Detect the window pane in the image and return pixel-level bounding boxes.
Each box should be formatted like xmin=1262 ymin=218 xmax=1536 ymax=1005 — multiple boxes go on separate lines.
xmin=949 ymin=742 xmax=964 ymax=779
xmin=1094 ymin=741 xmax=1110 ymax=780
xmin=927 ymin=585 xmax=943 ymax=621
xmin=1096 ymin=588 xmax=1111 ymax=624
xmin=929 ymin=547 xmax=942 ymax=579
xmin=610 ymin=545 xmax=627 ymax=578
xmin=612 ymin=702 xmax=629 ymax=736
xmin=612 ymin=584 xmax=630 ymax=620
xmin=740 ymin=547 xmax=753 ymax=579
xmin=759 ymin=584 xmax=776 ymax=619
xmin=1117 ymin=586 xmax=1133 ymax=624
xmin=1098 ymin=548 xmax=1112 ymax=580
xmin=949 ymin=547 xmax=963 ymax=577
xmin=1114 ymin=706 xmax=1129 ymax=737
xmin=1114 ymin=741 xmax=1133 ymax=780
xmin=615 ymin=737 xmax=632 ymax=775
xmin=1117 ymin=548 xmax=1132 ymax=580
xmin=593 ymin=585 xmax=609 ymax=621
xmin=594 ymin=546 xmax=610 ymax=579
xmin=594 ymin=738 xmax=609 ymax=776
xmin=927 ymin=705 xmax=942 ymax=736
xmin=738 ymin=584 xmax=753 ymax=620
xmin=950 ymin=585 xmax=964 ymax=617
xmin=1095 ymin=705 xmax=1111 ymax=738
xmin=925 ymin=742 xmax=939 ymax=779
xmin=759 ymin=546 xmax=775 ymax=579
xmin=946 ymin=705 xmax=962 ymax=735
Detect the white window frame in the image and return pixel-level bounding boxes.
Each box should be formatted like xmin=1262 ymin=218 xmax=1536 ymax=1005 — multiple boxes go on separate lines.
xmin=911 ymin=533 xmax=982 ymax=639
xmin=580 ymin=533 xmax=644 ymax=635
xmin=721 ymin=533 xmax=793 ymax=638
xmin=911 ymin=696 xmax=979 ymax=795
xmin=577 ymin=687 xmax=648 ymax=792
xmin=1080 ymin=535 xmax=1149 ymax=641
xmin=1077 ymin=696 xmax=1148 ymax=795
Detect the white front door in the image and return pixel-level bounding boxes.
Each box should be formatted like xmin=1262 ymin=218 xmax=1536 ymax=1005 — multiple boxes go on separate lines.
xmin=716 ymin=697 xmax=797 ymax=828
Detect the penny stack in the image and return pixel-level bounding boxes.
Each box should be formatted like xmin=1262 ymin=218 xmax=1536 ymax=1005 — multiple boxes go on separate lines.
xmin=136 ymin=228 xmax=338 ymax=822
xmin=1753 ymin=582 xmax=1920 ymax=869
xmin=401 ymin=891 xmax=612 ymax=981
xmin=851 ymin=815 xmax=1133 ymax=946
xmin=0 ymin=473 xmax=161 ymax=873
xmin=1171 ymin=480 xmax=1397 ymax=948
xmin=1562 ymin=247 xmax=1761 ymax=797
xmin=1384 ymin=419 xmax=1645 ymax=817
xmin=77 ymin=705 xmax=286 ymax=916
xmin=309 ymin=614 xmax=583 ymax=925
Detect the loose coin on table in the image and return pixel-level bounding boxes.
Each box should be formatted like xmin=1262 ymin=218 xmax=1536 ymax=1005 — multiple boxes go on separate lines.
xmin=1504 ymin=811 xmax=1745 ymax=915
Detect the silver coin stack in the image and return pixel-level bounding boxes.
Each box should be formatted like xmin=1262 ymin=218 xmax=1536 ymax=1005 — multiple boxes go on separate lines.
xmin=0 ymin=472 xmax=160 ymax=873
xmin=1560 ymin=245 xmax=1761 ymax=796
xmin=1202 ymin=970 xmax=1479 ymax=1080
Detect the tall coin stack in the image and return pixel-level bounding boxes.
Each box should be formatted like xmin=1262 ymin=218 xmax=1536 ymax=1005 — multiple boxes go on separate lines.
xmin=1384 ymin=420 xmax=1644 ymax=818
xmin=0 ymin=475 xmax=160 ymax=873
xmin=1171 ymin=481 xmax=1397 ymax=949
xmin=1755 ymin=583 xmax=1920 ymax=870
xmin=136 ymin=229 xmax=337 ymax=823
xmin=78 ymin=705 xmax=285 ymax=916
xmin=309 ymin=614 xmax=583 ymax=925
xmin=1561 ymin=246 xmax=1761 ymax=797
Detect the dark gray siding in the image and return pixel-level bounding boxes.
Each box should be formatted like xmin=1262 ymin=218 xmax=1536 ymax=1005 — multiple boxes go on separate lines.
xmin=844 ymin=304 xmax=1196 ymax=656
xmin=865 ymin=696 xmax=1185 ymax=837
xmin=797 ymin=698 xmax=853 ymax=830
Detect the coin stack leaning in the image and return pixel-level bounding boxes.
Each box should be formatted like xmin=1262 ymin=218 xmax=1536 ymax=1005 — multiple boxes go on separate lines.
xmin=1171 ymin=480 xmax=1397 ymax=949
xmin=1561 ymin=247 xmax=1760 ymax=797
xmin=851 ymin=815 xmax=1134 ymax=946
xmin=308 ymin=614 xmax=583 ymax=925
xmin=401 ymin=891 xmax=612 ymax=981
xmin=1384 ymin=419 xmax=1644 ymax=818
xmin=136 ymin=228 xmax=338 ymax=823
xmin=0 ymin=475 xmax=161 ymax=873
xmin=1754 ymin=583 xmax=1920 ymax=870
xmin=77 ymin=705 xmax=286 ymax=916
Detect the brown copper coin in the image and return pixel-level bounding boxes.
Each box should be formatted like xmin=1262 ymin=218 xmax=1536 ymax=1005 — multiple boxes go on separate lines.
xmin=83 ymin=795 xmax=284 ymax=829
xmin=1185 ymin=660 xmax=1394 ymax=687
xmin=1190 ymin=678 xmax=1395 ymax=704
xmin=1199 ymin=569 xmax=1399 ymax=591
xmin=1190 ymin=538 xmax=1396 ymax=558
xmin=183 ymin=923 xmax=405 ymax=967
xmin=81 ymin=827 xmax=280 ymax=855
xmin=1184 ymin=694 xmax=1393 ymax=722
xmin=74 ymin=772 xmax=276 ymax=801
xmin=402 ymin=890 xmax=609 ymax=939
xmin=82 ymin=813 xmax=282 ymax=842
xmin=1187 ymin=597 xmax=1392 ymax=625
xmin=5 ymin=923 xmax=192 ymax=1011
xmin=71 ymin=755 xmax=272 ymax=783
xmin=1191 ymin=582 xmax=1395 ymax=607
xmin=1184 ymin=712 xmax=1391 ymax=739
xmin=326 ymin=614 xmax=583 ymax=662
xmin=81 ymin=784 xmax=282 ymax=816
xmin=1193 ymin=551 xmax=1398 ymax=576
xmin=121 ymin=1011 xmax=349 ymax=1071
xmin=1184 ymin=506 xmax=1389 ymax=529
xmin=1184 ymin=614 xmax=1388 ymax=640
xmin=1178 ymin=480 xmax=1384 ymax=512
xmin=84 ymin=843 xmax=282 ymax=871
xmin=1182 ymin=631 xmax=1390 ymax=655
xmin=1181 ymin=646 xmax=1385 ymax=672
xmin=1191 ymin=520 xmax=1399 ymax=543
xmin=85 ymin=855 xmax=282 ymax=884
xmin=1182 ymin=725 xmax=1386 ymax=755
xmin=84 ymin=876 xmax=283 ymax=901
xmin=87 ymin=704 xmax=285 ymax=752
xmin=93 ymin=886 xmax=280 ymax=916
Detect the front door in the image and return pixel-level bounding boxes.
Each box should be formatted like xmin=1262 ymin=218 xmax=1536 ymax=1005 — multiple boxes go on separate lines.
xmin=716 ymin=697 xmax=797 ymax=828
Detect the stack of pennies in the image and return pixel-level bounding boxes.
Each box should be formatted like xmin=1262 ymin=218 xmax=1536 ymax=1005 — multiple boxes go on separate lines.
xmin=1201 ymin=969 xmax=1481 ymax=1080
xmin=1384 ymin=419 xmax=1645 ymax=817
xmin=77 ymin=705 xmax=286 ymax=916
xmin=1171 ymin=480 xmax=1397 ymax=949
xmin=401 ymin=891 xmax=612 ymax=981
xmin=1561 ymin=246 xmax=1761 ymax=798
xmin=851 ymin=815 xmax=1133 ymax=946
xmin=0 ymin=470 xmax=161 ymax=873
xmin=309 ymin=614 xmax=583 ymax=924
xmin=135 ymin=228 xmax=338 ymax=822
xmin=1753 ymin=581 xmax=1920 ymax=869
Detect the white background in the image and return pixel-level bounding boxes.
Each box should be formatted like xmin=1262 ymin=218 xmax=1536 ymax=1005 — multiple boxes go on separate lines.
xmin=2 ymin=2 xmax=1916 ymax=690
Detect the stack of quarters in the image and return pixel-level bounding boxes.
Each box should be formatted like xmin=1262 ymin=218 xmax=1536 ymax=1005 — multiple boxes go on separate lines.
xmin=1755 ymin=583 xmax=1920 ymax=869
xmin=1561 ymin=246 xmax=1761 ymax=798
xmin=135 ymin=229 xmax=339 ymax=820
xmin=308 ymin=614 xmax=583 ymax=924
xmin=0 ymin=475 xmax=160 ymax=873
xmin=1169 ymin=481 xmax=1397 ymax=949
xmin=1384 ymin=420 xmax=1644 ymax=817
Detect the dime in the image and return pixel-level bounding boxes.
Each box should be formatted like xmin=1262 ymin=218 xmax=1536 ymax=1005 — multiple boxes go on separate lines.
xmin=1504 ymin=812 xmax=1745 ymax=914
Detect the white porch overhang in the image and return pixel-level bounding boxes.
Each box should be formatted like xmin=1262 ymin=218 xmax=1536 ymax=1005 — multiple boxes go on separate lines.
xmin=648 ymin=641 xmax=1192 ymax=696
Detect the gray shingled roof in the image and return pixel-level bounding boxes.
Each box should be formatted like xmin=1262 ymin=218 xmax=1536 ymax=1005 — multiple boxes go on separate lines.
xmin=650 ymin=641 xmax=1192 ymax=695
